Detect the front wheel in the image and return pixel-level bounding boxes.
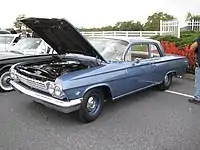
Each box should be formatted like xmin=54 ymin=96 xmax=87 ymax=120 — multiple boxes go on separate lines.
xmin=157 ymin=73 xmax=172 ymax=91
xmin=78 ymin=88 xmax=104 ymax=123
xmin=0 ymin=69 xmax=13 ymax=92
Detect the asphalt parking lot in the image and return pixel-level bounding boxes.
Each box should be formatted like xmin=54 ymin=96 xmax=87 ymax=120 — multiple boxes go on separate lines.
xmin=0 ymin=78 xmax=200 ymax=150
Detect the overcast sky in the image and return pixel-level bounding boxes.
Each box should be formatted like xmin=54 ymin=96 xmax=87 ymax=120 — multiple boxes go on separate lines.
xmin=1 ymin=0 xmax=200 ymax=29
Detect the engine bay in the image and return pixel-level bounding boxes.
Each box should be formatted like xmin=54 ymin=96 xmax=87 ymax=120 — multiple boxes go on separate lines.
xmin=16 ymin=60 xmax=92 ymax=81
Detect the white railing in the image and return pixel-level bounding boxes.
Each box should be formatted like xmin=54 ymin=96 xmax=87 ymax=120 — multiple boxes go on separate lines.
xmin=80 ymin=20 xmax=181 ymax=38
xmin=186 ymin=19 xmax=200 ymax=31
xmin=80 ymin=31 xmax=160 ymax=38
xmin=160 ymin=20 xmax=180 ymax=38
xmin=80 ymin=30 xmax=177 ymax=38
xmin=80 ymin=20 xmax=180 ymax=38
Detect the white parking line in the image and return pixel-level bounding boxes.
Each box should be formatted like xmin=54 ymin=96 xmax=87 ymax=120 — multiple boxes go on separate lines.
xmin=165 ymin=90 xmax=194 ymax=98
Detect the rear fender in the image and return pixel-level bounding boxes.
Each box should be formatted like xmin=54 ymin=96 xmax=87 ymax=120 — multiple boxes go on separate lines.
xmin=166 ymin=70 xmax=177 ymax=76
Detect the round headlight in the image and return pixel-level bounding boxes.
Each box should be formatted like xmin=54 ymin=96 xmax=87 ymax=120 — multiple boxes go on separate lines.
xmin=47 ymin=83 xmax=55 ymax=94
xmin=46 ymin=82 xmax=64 ymax=98
xmin=54 ymin=86 xmax=62 ymax=97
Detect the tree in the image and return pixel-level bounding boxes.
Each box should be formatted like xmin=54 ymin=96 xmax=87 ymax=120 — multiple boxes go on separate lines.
xmin=101 ymin=25 xmax=114 ymax=31
xmin=186 ymin=12 xmax=200 ymax=21
xmin=13 ymin=14 xmax=26 ymax=31
xmin=113 ymin=21 xmax=144 ymax=31
xmin=185 ymin=12 xmax=192 ymax=21
xmin=144 ymin=12 xmax=175 ymax=31
xmin=78 ymin=20 xmax=144 ymax=31
xmin=185 ymin=12 xmax=200 ymax=31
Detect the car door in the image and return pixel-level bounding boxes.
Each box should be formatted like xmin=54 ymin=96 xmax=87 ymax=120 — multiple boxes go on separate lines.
xmin=148 ymin=42 xmax=167 ymax=83
xmin=124 ymin=43 xmax=155 ymax=93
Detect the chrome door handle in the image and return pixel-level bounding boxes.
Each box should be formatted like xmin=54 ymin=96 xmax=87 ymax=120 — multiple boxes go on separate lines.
xmin=149 ymin=62 xmax=156 ymax=68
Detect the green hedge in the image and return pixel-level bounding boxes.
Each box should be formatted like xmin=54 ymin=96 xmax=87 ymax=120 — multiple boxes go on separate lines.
xmin=151 ymin=31 xmax=200 ymax=75
xmin=152 ymin=31 xmax=200 ymax=49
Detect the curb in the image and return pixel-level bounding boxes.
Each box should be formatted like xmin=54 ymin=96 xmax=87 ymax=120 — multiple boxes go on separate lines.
xmin=182 ymin=74 xmax=195 ymax=81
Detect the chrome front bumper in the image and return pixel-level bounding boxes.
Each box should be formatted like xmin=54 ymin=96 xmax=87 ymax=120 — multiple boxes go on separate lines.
xmin=10 ymin=80 xmax=82 ymax=114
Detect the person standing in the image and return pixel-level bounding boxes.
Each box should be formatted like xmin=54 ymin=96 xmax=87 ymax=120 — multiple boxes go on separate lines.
xmin=188 ymin=37 xmax=200 ymax=104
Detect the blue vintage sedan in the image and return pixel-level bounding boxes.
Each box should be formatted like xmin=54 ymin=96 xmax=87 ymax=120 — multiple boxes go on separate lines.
xmin=10 ymin=17 xmax=188 ymax=123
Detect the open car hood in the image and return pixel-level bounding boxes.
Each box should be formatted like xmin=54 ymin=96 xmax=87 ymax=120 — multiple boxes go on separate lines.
xmin=20 ymin=17 xmax=106 ymax=62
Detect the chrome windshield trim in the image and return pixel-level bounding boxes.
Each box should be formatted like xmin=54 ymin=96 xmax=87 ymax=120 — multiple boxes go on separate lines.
xmin=10 ymin=80 xmax=82 ymax=108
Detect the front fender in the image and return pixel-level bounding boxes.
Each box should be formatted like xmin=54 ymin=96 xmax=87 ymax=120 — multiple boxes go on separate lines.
xmin=83 ymin=83 xmax=113 ymax=96
xmin=56 ymin=63 xmax=127 ymax=100
xmin=62 ymin=83 xmax=112 ymax=100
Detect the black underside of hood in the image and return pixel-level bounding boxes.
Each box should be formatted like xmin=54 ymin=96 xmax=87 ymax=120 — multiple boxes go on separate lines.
xmin=20 ymin=17 xmax=106 ymax=62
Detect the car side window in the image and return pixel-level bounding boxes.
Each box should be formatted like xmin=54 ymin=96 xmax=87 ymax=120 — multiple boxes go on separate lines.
xmin=125 ymin=43 xmax=149 ymax=61
xmin=149 ymin=44 xmax=161 ymax=58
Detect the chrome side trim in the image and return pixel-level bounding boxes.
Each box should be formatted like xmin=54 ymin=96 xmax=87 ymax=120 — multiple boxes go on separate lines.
xmin=10 ymin=80 xmax=82 ymax=113
xmin=113 ymin=82 xmax=162 ymax=100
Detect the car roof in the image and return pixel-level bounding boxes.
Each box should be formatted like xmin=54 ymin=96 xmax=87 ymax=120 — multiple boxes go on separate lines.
xmin=88 ymin=36 xmax=160 ymax=44
xmin=20 ymin=37 xmax=41 ymax=40
xmin=0 ymin=34 xmax=20 ymax=37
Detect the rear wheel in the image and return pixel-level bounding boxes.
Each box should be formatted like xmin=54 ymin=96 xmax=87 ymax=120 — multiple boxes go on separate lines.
xmin=0 ymin=69 xmax=13 ymax=92
xmin=78 ymin=88 xmax=104 ymax=123
xmin=158 ymin=73 xmax=172 ymax=91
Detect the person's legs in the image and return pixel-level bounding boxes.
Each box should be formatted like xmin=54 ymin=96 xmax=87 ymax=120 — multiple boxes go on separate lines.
xmin=194 ymin=67 xmax=200 ymax=99
xmin=188 ymin=67 xmax=200 ymax=104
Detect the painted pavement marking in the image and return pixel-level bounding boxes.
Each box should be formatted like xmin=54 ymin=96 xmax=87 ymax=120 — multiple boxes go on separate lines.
xmin=165 ymin=90 xmax=194 ymax=98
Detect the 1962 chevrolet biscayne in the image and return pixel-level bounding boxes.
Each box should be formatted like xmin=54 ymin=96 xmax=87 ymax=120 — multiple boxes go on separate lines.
xmin=10 ymin=17 xmax=188 ymax=123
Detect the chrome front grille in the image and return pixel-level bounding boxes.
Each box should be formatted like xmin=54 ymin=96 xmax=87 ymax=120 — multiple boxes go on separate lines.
xmin=16 ymin=72 xmax=47 ymax=92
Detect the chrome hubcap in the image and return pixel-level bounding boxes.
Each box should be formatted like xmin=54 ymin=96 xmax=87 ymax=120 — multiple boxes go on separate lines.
xmin=86 ymin=94 xmax=101 ymax=115
xmin=87 ymin=97 xmax=96 ymax=112
xmin=164 ymin=74 xmax=169 ymax=85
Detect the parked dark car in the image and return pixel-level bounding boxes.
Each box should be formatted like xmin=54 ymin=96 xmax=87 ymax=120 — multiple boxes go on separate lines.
xmin=0 ymin=37 xmax=52 ymax=92
xmin=9 ymin=38 xmax=53 ymax=55
xmin=0 ymin=30 xmax=11 ymax=34
xmin=0 ymin=34 xmax=20 ymax=51
xmin=10 ymin=17 xmax=188 ymax=123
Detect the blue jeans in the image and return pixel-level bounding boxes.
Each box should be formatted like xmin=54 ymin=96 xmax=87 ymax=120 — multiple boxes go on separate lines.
xmin=195 ymin=67 xmax=200 ymax=100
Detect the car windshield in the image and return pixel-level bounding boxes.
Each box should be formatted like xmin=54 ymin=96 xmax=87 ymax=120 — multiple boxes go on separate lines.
xmin=87 ymin=38 xmax=128 ymax=61
xmin=0 ymin=36 xmax=14 ymax=44
xmin=10 ymin=38 xmax=42 ymax=53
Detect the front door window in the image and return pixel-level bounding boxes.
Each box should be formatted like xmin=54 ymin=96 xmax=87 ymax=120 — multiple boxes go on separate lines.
xmin=125 ymin=43 xmax=149 ymax=62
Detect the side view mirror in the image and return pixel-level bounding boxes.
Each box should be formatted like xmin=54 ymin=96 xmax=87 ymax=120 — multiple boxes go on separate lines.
xmin=47 ymin=47 xmax=51 ymax=53
xmin=134 ymin=58 xmax=141 ymax=63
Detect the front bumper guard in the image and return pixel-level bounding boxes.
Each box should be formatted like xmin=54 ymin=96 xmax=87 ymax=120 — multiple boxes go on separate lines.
xmin=10 ymin=80 xmax=82 ymax=114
